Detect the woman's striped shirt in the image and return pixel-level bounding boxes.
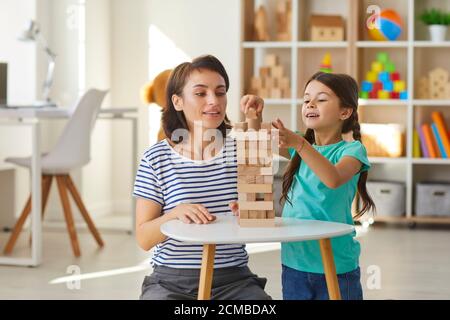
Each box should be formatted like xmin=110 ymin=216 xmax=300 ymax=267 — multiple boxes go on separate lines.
xmin=133 ymin=136 xmax=248 ymax=269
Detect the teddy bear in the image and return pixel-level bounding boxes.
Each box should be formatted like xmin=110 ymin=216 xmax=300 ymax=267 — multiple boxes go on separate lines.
xmin=140 ymin=69 xmax=172 ymax=141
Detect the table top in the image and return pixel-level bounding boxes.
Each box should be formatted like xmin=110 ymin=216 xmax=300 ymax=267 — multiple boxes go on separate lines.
xmin=160 ymin=215 xmax=355 ymax=244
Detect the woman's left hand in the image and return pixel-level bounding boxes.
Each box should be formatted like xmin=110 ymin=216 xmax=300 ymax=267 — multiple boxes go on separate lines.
xmin=240 ymin=95 xmax=264 ymax=115
xmin=272 ymin=118 xmax=305 ymax=151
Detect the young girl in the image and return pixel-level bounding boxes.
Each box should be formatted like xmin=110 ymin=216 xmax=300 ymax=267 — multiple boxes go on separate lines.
xmin=271 ymin=72 xmax=375 ymax=300
xmin=133 ymin=55 xmax=271 ymax=300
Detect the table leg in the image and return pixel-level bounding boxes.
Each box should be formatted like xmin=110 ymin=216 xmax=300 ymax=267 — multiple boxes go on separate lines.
xmin=319 ymin=238 xmax=341 ymax=300
xmin=198 ymin=244 xmax=216 ymax=300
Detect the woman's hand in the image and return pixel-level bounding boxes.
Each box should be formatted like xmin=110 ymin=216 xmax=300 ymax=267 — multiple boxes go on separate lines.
xmin=229 ymin=201 xmax=239 ymax=216
xmin=169 ymin=203 xmax=216 ymax=224
xmin=240 ymin=95 xmax=264 ymax=115
xmin=272 ymin=118 xmax=305 ymax=151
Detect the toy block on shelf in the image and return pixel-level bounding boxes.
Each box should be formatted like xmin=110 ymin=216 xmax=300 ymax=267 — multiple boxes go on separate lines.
xmin=276 ymin=0 xmax=292 ymax=41
xmin=237 ymin=108 xmax=276 ymax=227
xmin=309 ymin=14 xmax=344 ymax=41
xmin=254 ymin=5 xmax=270 ymax=41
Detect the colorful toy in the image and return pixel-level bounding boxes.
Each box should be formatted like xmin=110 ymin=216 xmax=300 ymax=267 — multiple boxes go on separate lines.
xmin=359 ymin=52 xmax=408 ymax=100
xmin=367 ymin=9 xmax=403 ymax=41
xmin=319 ymin=52 xmax=332 ymax=73
xmin=235 ymin=109 xmax=277 ymax=227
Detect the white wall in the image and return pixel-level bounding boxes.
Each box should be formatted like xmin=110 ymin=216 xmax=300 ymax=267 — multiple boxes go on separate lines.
xmin=109 ymin=0 xmax=242 ymax=215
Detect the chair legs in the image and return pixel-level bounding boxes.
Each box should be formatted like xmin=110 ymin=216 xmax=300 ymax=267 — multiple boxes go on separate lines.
xmin=3 ymin=175 xmax=52 ymax=255
xmin=3 ymin=174 xmax=104 ymax=258
xmin=56 ymin=175 xmax=81 ymax=257
xmin=64 ymin=175 xmax=104 ymax=247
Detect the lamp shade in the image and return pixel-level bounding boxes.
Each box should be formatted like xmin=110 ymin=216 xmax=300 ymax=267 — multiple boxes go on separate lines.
xmin=18 ymin=20 xmax=39 ymax=42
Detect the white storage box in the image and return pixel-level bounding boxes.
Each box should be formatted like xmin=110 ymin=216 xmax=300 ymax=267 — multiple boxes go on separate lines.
xmin=415 ymin=183 xmax=450 ymax=217
xmin=365 ymin=181 xmax=405 ymax=216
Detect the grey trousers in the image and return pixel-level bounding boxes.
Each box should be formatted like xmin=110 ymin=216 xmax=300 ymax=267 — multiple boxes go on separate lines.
xmin=140 ymin=265 xmax=272 ymax=300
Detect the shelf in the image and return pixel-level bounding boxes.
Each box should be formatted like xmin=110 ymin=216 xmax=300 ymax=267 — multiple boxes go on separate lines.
xmin=264 ymin=99 xmax=293 ymax=105
xmin=369 ymin=157 xmax=407 ymax=164
xmin=297 ymin=41 xmax=349 ymax=48
xmin=356 ymin=41 xmax=409 ymax=48
xmin=242 ymin=41 xmax=293 ymax=49
xmin=412 ymin=100 xmax=450 ymax=106
xmin=358 ymin=99 xmax=408 ymax=106
xmin=414 ymin=41 xmax=450 ymax=48
xmin=412 ymin=158 xmax=450 ymax=165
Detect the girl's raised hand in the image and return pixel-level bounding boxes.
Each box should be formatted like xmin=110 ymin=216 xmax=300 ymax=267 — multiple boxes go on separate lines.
xmin=240 ymin=95 xmax=264 ymax=115
xmin=272 ymin=118 xmax=305 ymax=150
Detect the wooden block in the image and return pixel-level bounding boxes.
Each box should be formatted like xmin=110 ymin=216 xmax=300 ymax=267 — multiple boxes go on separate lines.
xmin=238 ymin=193 xmax=247 ymax=201
xmin=270 ymin=88 xmax=282 ymax=99
xmin=240 ymin=210 xmax=249 ymax=219
xmin=265 ymin=54 xmax=278 ymax=67
xmin=264 ymin=193 xmax=273 ymax=201
xmin=236 ymin=139 xmax=246 ymax=164
xmin=261 ymin=122 xmax=272 ymax=130
xmin=238 ymin=165 xmax=273 ymax=176
xmin=259 ymin=66 xmax=271 ymax=77
xmin=239 ymin=201 xmax=273 ymax=211
xmin=239 ymin=218 xmax=275 ymax=227
xmin=237 ymin=175 xmax=256 ymax=183
xmin=249 ymin=210 xmax=259 ymax=219
xmin=238 ymin=183 xmax=272 ymax=193
xmin=263 ymin=175 xmax=274 ymax=184
xmin=257 ymin=211 xmax=266 ymax=219
xmin=234 ymin=122 xmax=248 ymax=131
xmin=250 ymin=77 xmax=262 ymax=90
xmin=272 ymin=65 xmax=284 ymax=79
xmin=266 ymin=210 xmax=275 ymax=219
xmin=247 ymin=118 xmax=261 ymax=131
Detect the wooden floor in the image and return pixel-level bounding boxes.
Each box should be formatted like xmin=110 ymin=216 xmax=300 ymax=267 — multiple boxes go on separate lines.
xmin=0 ymin=223 xmax=449 ymax=299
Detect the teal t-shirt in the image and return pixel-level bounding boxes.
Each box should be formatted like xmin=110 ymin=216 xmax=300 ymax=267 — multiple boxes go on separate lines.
xmin=281 ymin=140 xmax=370 ymax=275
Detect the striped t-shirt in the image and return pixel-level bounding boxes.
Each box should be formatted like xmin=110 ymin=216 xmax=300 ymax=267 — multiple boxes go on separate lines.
xmin=133 ymin=136 xmax=248 ymax=269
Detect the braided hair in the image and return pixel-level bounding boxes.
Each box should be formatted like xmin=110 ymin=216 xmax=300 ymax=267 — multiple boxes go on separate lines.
xmin=280 ymin=72 xmax=375 ymax=220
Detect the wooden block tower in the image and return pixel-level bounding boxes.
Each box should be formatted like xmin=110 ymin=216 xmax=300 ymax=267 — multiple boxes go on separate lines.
xmin=235 ymin=109 xmax=277 ymax=227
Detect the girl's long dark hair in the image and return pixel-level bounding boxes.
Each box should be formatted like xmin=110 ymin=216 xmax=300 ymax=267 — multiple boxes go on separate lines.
xmin=280 ymin=72 xmax=375 ymax=220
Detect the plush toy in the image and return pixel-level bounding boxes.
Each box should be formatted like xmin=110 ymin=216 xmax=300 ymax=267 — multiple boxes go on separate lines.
xmin=140 ymin=69 xmax=172 ymax=141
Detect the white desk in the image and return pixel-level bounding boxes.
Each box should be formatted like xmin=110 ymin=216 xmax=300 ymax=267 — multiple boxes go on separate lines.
xmin=0 ymin=106 xmax=138 ymax=266
xmin=161 ymin=215 xmax=354 ymax=300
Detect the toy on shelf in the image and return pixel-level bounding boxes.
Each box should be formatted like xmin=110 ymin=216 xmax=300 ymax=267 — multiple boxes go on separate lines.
xmin=309 ymin=14 xmax=345 ymax=41
xmin=361 ymin=123 xmax=405 ymax=157
xmin=417 ymin=68 xmax=450 ymax=100
xmin=367 ymin=9 xmax=403 ymax=41
xmin=276 ymin=0 xmax=292 ymax=41
xmin=235 ymin=109 xmax=277 ymax=227
xmin=417 ymin=111 xmax=450 ymax=159
xmin=319 ymin=52 xmax=333 ymax=73
xmin=254 ymin=5 xmax=270 ymax=41
xmin=249 ymin=53 xmax=290 ymax=99
xmin=359 ymin=52 xmax=408 ymax=100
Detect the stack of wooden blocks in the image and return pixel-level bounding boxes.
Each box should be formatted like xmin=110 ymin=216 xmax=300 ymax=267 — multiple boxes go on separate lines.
xmin=249 ymin=54 xmax=290 ymax=99
xmin=235 ymin=109 xmax=277 ymax=227
xmin=276 ymin=0 xmax=292 ymax=41
xmin=417 ymin=68 xmax=450 ymax=100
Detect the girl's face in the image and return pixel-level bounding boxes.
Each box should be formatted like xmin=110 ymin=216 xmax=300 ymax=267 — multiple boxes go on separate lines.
xmin=301 ymin=80 xmax=352 ymax=131
xmin=172 ymin=69 xmax=227 ymax=131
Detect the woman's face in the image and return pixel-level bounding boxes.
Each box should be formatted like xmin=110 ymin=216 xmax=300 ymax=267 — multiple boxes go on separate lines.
xmin=172 ymin=69 xmax=227 ymax=132
xmin=301 ymin=80 xmax=351 ymax=131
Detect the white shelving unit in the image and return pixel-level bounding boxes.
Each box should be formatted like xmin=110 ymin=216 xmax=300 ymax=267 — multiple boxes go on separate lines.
xmin=241 ymin=0 xmax=450 ymax=225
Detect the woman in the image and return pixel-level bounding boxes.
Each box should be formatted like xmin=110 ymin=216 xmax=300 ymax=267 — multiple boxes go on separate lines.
xmin=133 ymin=55 xmax=271 ymax=300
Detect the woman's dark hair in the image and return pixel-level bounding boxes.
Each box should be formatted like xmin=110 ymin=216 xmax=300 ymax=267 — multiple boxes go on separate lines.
xmin=162 ymin=55 xmax=232 ymax=142
xmin=280 ymin=72 xmax=375 ymax=220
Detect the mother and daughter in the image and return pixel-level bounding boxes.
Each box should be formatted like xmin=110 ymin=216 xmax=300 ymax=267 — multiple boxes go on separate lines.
xmin=133 ymin=54 xmax=375 ymax=300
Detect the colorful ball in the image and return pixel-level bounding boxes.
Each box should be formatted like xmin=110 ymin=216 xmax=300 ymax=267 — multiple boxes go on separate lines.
xmin=367 ymin=9 xmax=403 ymax=41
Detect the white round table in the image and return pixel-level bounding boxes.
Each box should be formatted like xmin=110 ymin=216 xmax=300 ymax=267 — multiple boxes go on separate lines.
xmin=161 ymin=215 xmax=355 ymax=300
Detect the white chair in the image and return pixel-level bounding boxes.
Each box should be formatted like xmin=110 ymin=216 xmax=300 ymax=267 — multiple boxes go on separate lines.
xmin=3 ymin=89 xmax=108 ymax=257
